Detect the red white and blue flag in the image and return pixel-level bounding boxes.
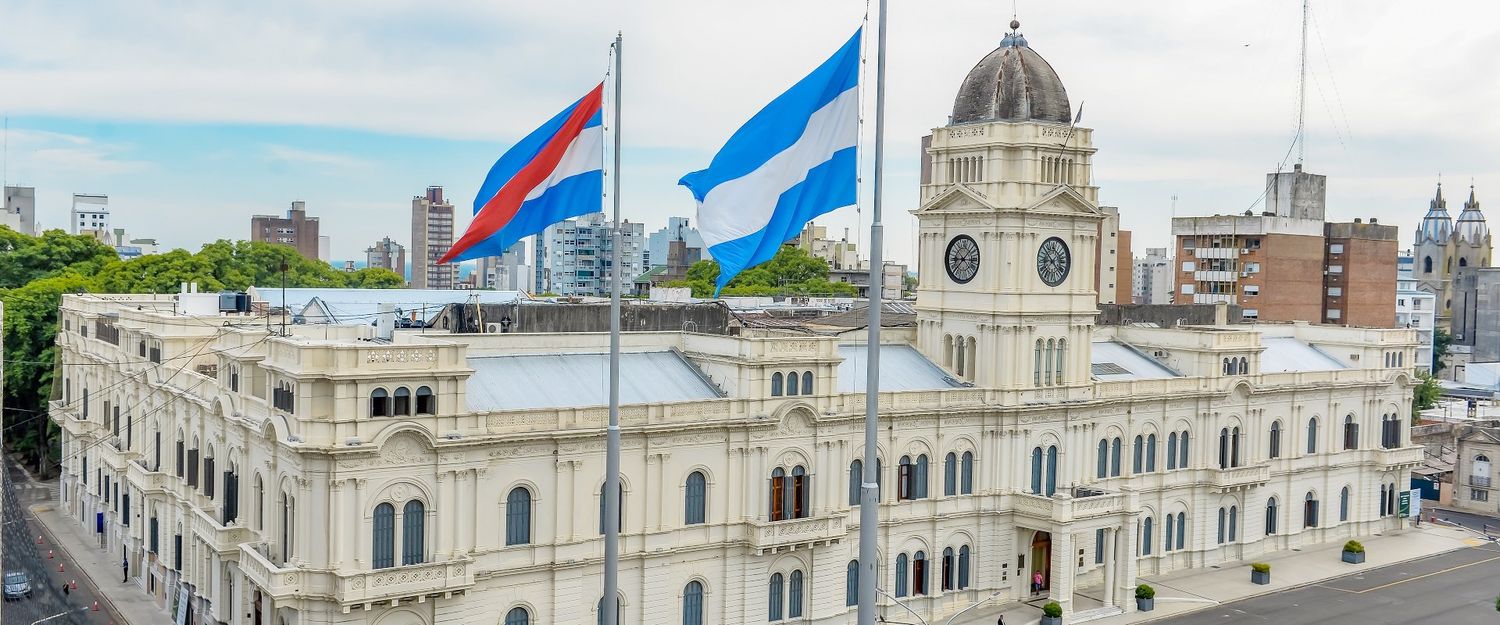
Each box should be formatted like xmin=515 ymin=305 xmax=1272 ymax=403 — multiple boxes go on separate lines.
xmin=440 ymin=84 xmax=605 ymax=265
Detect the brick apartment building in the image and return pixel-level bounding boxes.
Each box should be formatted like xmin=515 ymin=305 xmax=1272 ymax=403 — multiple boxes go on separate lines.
xmin=250 ymin=201 xmax=321 ymax=260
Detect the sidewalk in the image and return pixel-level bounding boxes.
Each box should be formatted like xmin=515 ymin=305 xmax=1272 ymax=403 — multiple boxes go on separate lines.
xmin=29 ymin=500 xmax=170 ymax=625
xmin=951 ymin=523 xmax=1480 ymax=625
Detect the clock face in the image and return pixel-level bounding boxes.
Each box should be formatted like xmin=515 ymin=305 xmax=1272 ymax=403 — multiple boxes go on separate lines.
xmin=944 ymin=235 xmax=980 ymax=284
xmin=1037 ymin=237 xmax=1071 ymax=287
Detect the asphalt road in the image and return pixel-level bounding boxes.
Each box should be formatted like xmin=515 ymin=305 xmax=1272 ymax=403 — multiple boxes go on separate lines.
xmin=1154 ymin=545 xmax=1500 ymax=625
xmin=3 ymin=456 xmax=121 ymax=625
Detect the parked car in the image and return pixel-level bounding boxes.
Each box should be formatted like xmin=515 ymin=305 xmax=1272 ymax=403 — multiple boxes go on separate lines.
xmin=3 ymin=570 xmax=32 ymax=600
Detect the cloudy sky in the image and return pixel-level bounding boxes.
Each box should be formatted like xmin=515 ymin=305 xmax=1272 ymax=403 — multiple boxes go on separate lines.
xmin=2 ymin=0 xmax=1496 ymax=269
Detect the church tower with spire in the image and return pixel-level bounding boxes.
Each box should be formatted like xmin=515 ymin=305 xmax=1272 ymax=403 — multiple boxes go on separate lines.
xmin=913 ymin=20 xmax=1101 ymax=399
xmin=1414 ymin=182 xmax=1490 ymax=329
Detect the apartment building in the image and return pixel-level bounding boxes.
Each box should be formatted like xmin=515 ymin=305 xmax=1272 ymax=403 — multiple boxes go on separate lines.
xmin=3 ymin=185 xmax=37 ymax=235
xmin=1133 ymin=247 xmax=1174 ymax=305
xmin=536 ymin=213 xmax=644 ymax=296
xmin=72 ymin=193 xmax=111 ymax=236
xmin=250 ymin=201 xmax=322 ymax=260
xmin=410 ymin=187 xmax=457 ymax=290
xmin=1396 ymin=269 xmax=1435 ymax=373
xmin=365 ymin=237 xmax=407 ymax=282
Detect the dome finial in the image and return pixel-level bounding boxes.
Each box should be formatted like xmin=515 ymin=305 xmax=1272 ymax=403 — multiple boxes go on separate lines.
xmin=1011 ymin=19 xmax=1021 ymax=31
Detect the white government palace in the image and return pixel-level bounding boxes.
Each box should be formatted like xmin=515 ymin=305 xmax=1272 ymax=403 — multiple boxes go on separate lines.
xmin=51 ymin=22 xmax=1421 ymax=625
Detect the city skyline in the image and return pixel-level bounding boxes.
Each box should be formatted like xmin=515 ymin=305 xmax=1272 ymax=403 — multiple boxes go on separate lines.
xmin=2 ymin=1 xmax=1495 ymax=266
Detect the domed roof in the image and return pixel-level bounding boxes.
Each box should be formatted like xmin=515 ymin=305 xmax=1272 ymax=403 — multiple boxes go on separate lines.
xmin=1456 ymin=186 xmax=1488 ymax=244
xmin=1418 ymin=183 xmax=1453 ymax=243
xmin=951 ymin=22 xmax=1072 ymax=125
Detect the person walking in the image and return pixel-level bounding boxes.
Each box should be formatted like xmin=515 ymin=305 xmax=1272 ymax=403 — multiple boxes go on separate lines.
xmin=122 ymin=557 xmax=129 ymax=583
xmin=996 ymin=615 xmax=1006 ymax=625
xmin=1031 ymin=570 xmax=1044 ymax=594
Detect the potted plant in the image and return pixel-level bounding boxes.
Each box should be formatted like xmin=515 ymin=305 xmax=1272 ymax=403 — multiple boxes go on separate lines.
xmin=1250 ymin=562 xmax=1271 ymax=585
xmin=1041 ymin=600 xmax=1064 ymax=625
xmin=1135 ymin=583 xmax=1156 ymax=612
xmin=1341 ymin=540 xmax=1365 ymax=564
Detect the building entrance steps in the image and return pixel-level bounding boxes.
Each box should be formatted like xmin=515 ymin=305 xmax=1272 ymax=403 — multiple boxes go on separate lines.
xmin=948 ymin=523 xmax=1476 ymax=625
xmin=29 ymin=501 xmax=172 ymax=625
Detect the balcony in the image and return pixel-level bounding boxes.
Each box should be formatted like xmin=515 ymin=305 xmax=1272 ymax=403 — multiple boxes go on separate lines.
xmin=126 ymin=460 xmax=168 ymax=495
xmin=1011 ymin=490 xmax=1127 ymax=524
xmin=1471 ymin=475 xmax=1492 ymax=488
xmin=1372 ymin=446 xmax=1424 ymax=469
xmin=238 ymin=544 xmax=307 ymax=601
xmin=190 ymin=507 xmax=256 ymax=556
xmin=1206 ymin=465 xmax=1271 ymax=491
xmin=335 ymin=559 xmax=476 ymax=607
xmin=746 ymin=514 xmax=846 ymax=554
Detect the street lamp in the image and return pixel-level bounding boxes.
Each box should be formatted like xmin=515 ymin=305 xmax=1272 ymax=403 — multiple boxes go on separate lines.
xmin=873 ymin=588 xmax=1005 ymax=625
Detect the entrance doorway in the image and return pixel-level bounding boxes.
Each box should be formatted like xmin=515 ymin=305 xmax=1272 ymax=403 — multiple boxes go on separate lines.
xmin=1029 ymin=531 xmax=1052 ymax=595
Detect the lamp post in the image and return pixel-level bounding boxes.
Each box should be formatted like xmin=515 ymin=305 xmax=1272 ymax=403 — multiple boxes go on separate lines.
xmin=873 ymin=589 xmax=1005 ymax=625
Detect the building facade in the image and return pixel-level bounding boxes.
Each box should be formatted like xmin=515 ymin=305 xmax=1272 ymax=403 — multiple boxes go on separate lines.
xmin=411 ymin=187 xmax=457 ymax=290
xmin=72 ymin=193 xmax=111 ymax=236
xmin=49 ymin=22 xmax=1421 ymax=625
xmin=4 ymin=185 xmax=37 ymax=235
xmin=1321 ymin=221 xmax=1399 ymax=326
xmin=647 ymin=217 xmax=708 ymax=270
xmin=1451 ymin=427 xmax=1500 ymax=515
xmin=1133 ymin=247 xmax=1174 ymax=305
xmin=1396 ymin=270 xmax=1435 ymax=373
xmin=1414 ymin=185 xmax=1491 ymax=331
xmin=475 ymin=241 xmax=530 ymax=292
xmin=537 ymin=213 xmax=645 ymax=296
xmin=366 ymin=237 xmax=408 ymax=283
xmin=1451 ymin=267 xmax=1500 ymax=369
xmin=251 ymin=201 xmax=322 ymax=260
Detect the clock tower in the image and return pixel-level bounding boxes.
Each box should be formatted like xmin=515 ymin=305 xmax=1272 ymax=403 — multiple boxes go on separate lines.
xmin=913 ymin=21 xmax=1103 ymax=398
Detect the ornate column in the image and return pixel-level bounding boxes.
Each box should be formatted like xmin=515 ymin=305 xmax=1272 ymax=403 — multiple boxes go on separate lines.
xmin=353 ymin=478 xmax=368 ymax=568
xmin=1102 ymin=527 xmax=1116 ymax=607
xmin=1049 ymin=530 xmax=1076 ymax=613
xmin=329 ymin=479 xmax=345 ymax=567
xmin=437 ymin=470 xmax=454 ymax=557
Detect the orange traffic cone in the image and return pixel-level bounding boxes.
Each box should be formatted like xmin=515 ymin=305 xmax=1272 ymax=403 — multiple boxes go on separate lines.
xmin=36 ymin=535 xmax=43 ymax=544
xmin=91 ymin=600 xmax=100 ymax=611
xmin=70 ymin=580 xmax=77 ymax=590
xmin=58 ymin=563 xmax=65 ymax=572
xmin=47 ymin=549 xmax=53 ymax=559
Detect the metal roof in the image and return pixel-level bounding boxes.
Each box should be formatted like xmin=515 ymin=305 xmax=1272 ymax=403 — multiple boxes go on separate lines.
xmin=837 ymin=345 xmax=960 ymax=392
xmin=465 ymin=350 xmax=722 ymax=411
xmin=1090 ymin=340 xmax=1180 ymax=381
xmin=1258 ymin=337 xmax=1348 ymax=373
xmin=253 ymin=287 xmax=521 ymax=325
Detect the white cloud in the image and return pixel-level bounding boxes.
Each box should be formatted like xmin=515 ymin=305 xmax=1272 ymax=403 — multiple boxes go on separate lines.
xmin=263 ymin=144 xmax=375 ymax=171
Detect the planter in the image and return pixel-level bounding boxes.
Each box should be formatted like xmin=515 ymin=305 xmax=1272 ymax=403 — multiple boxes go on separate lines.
xmin=1137 ymin=597 xmax=1155 ymax=612
xmin=1342 ymin=550 xmax=1365 ymax=564
xmin=1251 ymin=570 xmax=1270 ymax=585
xmin=1041 ymin=617 xmax=1063 ymax=625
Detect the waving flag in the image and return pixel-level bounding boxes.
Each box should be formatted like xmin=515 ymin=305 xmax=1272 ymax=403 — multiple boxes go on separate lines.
xmin=440 ymin=84 xmax=605 ymax=265
xmin=679 ymin=29 xmax=861 ymax=294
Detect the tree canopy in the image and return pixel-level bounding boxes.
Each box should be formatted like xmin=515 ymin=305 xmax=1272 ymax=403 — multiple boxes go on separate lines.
xmin=0 ymin=227 xmax=405 ymax=475
xmin=668 ymin=245 xmax=858 ymax=297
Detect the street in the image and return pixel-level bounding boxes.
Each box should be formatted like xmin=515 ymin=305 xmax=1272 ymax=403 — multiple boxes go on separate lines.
xmin=1154 ymin=545 xmax=1500 ymax=625
xmin=2 ymin=455 xmax=122 ymax=625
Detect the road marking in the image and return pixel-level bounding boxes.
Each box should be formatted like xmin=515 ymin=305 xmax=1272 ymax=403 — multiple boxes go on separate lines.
xmin=1338 ymin=554 xmax=1500 ymax=594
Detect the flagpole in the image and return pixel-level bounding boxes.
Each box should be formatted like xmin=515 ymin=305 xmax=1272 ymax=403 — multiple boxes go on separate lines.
xmin=603 ymin=31 xmax=623 ymax=625
xmin=858 ymin=1 xmax=887 ymax=625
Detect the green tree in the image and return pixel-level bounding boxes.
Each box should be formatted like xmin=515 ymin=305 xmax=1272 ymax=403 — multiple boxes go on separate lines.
xmin=1432 ymin=327 xmax=1452 ymax=374
xmin=347 ymin=267 xmax=406 ymax=289
xmin=1411 ymin=371 xmax=1442 ymax=418
xmin=0 ymin=227 xmax=118 ymax=289
xmin=2 ymin=271 xmax=97 ymax=475
xmin=668 ymin=245 xmax=856 ymax=297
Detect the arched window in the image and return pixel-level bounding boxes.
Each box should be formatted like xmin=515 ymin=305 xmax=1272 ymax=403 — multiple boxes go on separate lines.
xmin=1266 ymin=497 xmax=1279 ymax=535
xmin=895 ymin=554 xmax=909 ymax=597
xmin=942 ymin=547 xmax=955 ymax=591
xmin=1339 ymin=486 xmax=1350 ymax=522
xmin=1218 ymin=427 xmax=1231 ymax=469
xmin=1462 ymin=257 xmax=1470 ymax=267
xmin=960 ymin=451 xmax=974 ymax=494
xmin=787 ymin=570 xmax=804 ymax=618
xmin=1270 ymin=421 xmax=1283 ymax=459
xmin=1097 ymin=439 xmax=1109 ymax=479
xmin=913 ymin=551 xmax=929 ymax=595
xmin=372 ymin=503 xmax=395 ymax=569
xmin=415 ymin=386 xmax=435 ymax=414
xmin=506 ymin=607 xmax=530 ymax=625
xmin=1175 ymin=512 xmax=1186 ymax=550
xmin=1179 ymin=431 xmax=1190 ymax=469
xmin=1307 ymin=417 xmax=1319 ymax=454
xmin=599 ymin=482 xmax=623 ymax=534
xmin=1424 ymin=256 xmax=1433 ymax=273
xmin=370 ymin=388 xmax=389 ymax=417
xmin=845 ymin=560 xmax=859 ymax=606
xmin=401 ymin=500 xmax=425 ymax=565
xmin=801 ymin=371 xmax=813 ymax=395
xmin=1045 ymin=339 xmax=1055 ymax=385
xmin=1223 ymin=358 xmax=1232 ymax=375
xmin=791 ymin=466 xmax=809 ymax=518
xmin=1217 ymin=507 xmax=1227 ymax=544
xmin=1167 ymin=432 xmax=1178 ymax=470
xmin=958 ymin=545 xmax=971 ymax=589
xmin=1034 ymin=340 xmax=1043 ymax=386
xmin=393 ymin=387 xmax=411 ymax=416
xmin=771 ymin=372 xmax=783 ymax=397
xmin=1146 ymin=433 xmax=1157 ymax=471
xmin=786 ymin=371 xmax=800 ymax=396
xmin=685 ymin=471 xmax=707 ymax=525
xmin=1231 ymin=426 xmax=1241 ymax=467
xmin=1132 ymin=435 xmax=1144 ymax=473
xmin=1343 ymin=414 xmax=1359 ymax=450
xmin=849 ymin=460 xmax=862 ymax=506
xmin=1239 ymin=357 xmax=1248 ymax=375
xmin=768 ymin=572 xmax=784 ymax=621
xmin=914 ymin=455 xmax=929 ymax=499
xmin=1380 ymin=484 xmax=1388 ymax=516
xmin=1165 ymin=513 xmax=1175 ymax=552
xmin=1229 ymin=506 xmax=1238 ymax=540
xmin=770 ymin=467 xmax=786 ymax=520
xmin=506 ymin=487 xmax=532 ymax=545
xmin=1303 ymin=492 xmax=1319 ymax=528
xmin=1031 ymin=447 xmax=1044 ymax=494
xmin=1111 ymin=437 xmax=1122 ymax=477
xmin=1046 ymin=446 xmax=1059 ymax=496
xmin=1056 ymin=338 xmax=1067 ymax=384
xmin=1142 ymin=516 xmax=1154 ymax=555
xmin=683 ymin=581 xmax=704 ymax=625
xmin=944 ymin=452 xmax=958 ymax=496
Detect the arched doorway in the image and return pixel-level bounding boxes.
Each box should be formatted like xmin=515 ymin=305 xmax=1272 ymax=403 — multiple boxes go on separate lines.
xmin=1029 ymin=531 xmax=1052 ymax=595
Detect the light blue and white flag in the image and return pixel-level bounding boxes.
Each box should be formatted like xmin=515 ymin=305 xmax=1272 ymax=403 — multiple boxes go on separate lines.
xmin=679 ymin=28 xmax=861 ymax=294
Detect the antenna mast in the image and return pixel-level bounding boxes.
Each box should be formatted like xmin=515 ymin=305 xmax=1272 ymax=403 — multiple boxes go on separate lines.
xmin=1296 ymin=0 xmax=1310 ymax=165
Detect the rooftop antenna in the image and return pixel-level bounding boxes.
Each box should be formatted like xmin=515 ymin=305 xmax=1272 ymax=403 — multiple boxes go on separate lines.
xmin=1171 ymin=194 xmax=1179 ymax=218
xmin=1296 ymin=0 xmax=1310 ymax=165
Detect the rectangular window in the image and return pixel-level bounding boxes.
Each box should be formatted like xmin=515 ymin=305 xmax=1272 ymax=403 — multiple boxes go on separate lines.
xmin=1242 ymin=309 xmax=1259 ymax=319
xmin=1327 ymin=309 xmax=1342 ymax=320
xmin=1243 ymin=285 xmax=1259 ymax=296
xmin=1328 ymin=287 xmax=1343 ymax=296
xmin=1182 ymin=261 xmax=1196 ymax=272
xmin=1329 ymin=243 xmax=1344 ymax=254
xmin=1474 ymin=489 xmax=1489 ymax=502
xmin=1181 ymin=284 xmax=1195 ymax=295
xmin=1328 ymin=265 xmax=1343 ymax=274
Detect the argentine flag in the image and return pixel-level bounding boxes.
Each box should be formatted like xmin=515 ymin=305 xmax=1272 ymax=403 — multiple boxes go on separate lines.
xmin=680 ymin=28 xmax=861 ymax=294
